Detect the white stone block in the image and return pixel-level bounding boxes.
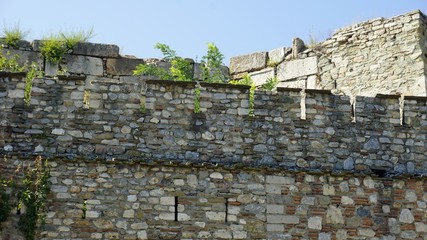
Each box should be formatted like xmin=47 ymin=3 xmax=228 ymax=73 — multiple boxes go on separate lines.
xmin=249 ymin=67 xmax=275 ymax=86
xmin=277 ymin=56 xmax=318 ymax=80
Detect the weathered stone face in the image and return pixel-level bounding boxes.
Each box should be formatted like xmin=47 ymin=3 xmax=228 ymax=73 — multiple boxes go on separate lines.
xmin=230 ymin=10 xmax=427 ymax=98
xmin=1 ymin=159 xmax=426 ymax=239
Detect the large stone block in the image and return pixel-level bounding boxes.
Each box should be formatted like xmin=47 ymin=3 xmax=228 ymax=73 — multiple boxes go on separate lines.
xmin=277 ymin=79 xmax=305 ymax=89
xmin=267 ymin=215 xmax=299 ymax=224
xmin=65 ymin=55 xmax=103 ymax=76
xmin=249 ymin=68 xmax=275 ymax=86
xmin=268 ymin=47 xmax=290 ymax=65
xmin=229 ymin=52 xmax=267 ymax=74
xmin=106 ymin=57 xmax=146 ymax=76
xmin=1 ymin=48 xmax=43 ymax=67
xmin=277 ymin=56 xmax=318 ymax=80
xmin=73 ymin=42 xmax=120 ymax=58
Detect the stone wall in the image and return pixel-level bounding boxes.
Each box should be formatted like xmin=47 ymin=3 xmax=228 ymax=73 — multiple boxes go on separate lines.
xmin=2 ymin=75 xmax=427 ymax=176
xmin=230 ymin=10 xmax=427 ymax=98
xmin=2 ymin=157 xmax=427 ymax=240
xmin=2 ymin=9 xmax=427 ymax=240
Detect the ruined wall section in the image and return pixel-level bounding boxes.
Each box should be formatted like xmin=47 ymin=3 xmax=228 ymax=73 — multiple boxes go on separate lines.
xmin=321 ymin=10 xmax=426 ymax=97
xmin=229 ymin=10 xmax=427 ymax=98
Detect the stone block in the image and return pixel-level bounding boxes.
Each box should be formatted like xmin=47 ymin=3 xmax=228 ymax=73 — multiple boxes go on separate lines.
xmin=267 ymin=215 xmax=299 ymax=224
xmin=73 ymin=42 xmax=120 ymax=58
xmin=8 ymin=89 xmax=24 ymax=98
xmin=229 ymin=51 xmax=267 ymax=74
xmin=308 ymin=216 xmax=322 ymax=230
xmin=266 ymin=175 xmax=295 ymax=184
xmin=65 ymin=55 xmax=103 ymax=76
xmin=45 ymin=61 xmax=58 ymax=77
xmin=277 ymin=79 xmax=306 ymax=89
xmin=249 ymin=68 xmax=275 ymax=86
xmin=267 ymin=204 xmax=284 ymax=214
xmin=277 ymin=56 xmax=318 ymax=80
xmin=1 ymin=48 xmax=43 ymax=67
xmin=106 ymin=57 xmax=146 ymax=76
xmin=206 ymin=211 xmax=226 ymax=221
xmin=268 ymin=47 xmax=290 ymax=65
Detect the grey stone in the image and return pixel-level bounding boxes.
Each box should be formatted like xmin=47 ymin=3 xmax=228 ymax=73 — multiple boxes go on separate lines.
xmin=364 ymin=137 xmax=381 ymax=151
xmin=66 ymin=55 xmax=103 ymax=76
xmin=343 ymin=157 xmax=354 ymax=170
xmin=1 ymin=48 xmax=43 ymax=67
xmin=318 ymin=232 xmax=331 ymax=240
xmin=8 ymin=89 xmax=24 ymax=98
xmin=106 ymin=57 xmax=145 ymax=76
xmin=45 ymin=61 xmax=58 ymax=77
xmin=400 ymin=230 xmax=417 ymax=239
xmin=73 ymin=42 xmax=120 ymax=57
xmin=326 ymin=206 xmax=344 ymax=224
xmin=267 ymin=215 xmax=299 ymax=224
xmin=229 ymin=51 xmax=267 ymax=74
xmin=292 ymin=37 xmax=306 ymax=58
xmin=399 ymin=209 xmax=414 ymax=223
xmin=268 ymin=47 xmax=290 ymax=65
xmin=308 ymin=216 xmax=322 ymax=230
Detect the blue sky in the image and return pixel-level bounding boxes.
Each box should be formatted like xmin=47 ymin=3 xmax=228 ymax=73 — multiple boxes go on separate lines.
xmin=1 ymin=1 xmax=426 ymax=64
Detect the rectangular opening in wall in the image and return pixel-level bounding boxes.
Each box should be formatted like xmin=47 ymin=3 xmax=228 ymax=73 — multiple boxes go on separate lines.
xmin=225 ymin=198 xmax=228 ymax=223
xmin=174 ymin=196 xmax=178 ymax=222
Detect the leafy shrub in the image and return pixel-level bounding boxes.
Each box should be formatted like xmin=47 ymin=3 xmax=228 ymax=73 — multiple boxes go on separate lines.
xmin=201 ymin=42 xmax=225 ymax=83
xmin=24 ymin=62 xmax=44 ymax=106
xmin=133 ymin=62 xmax=172 ymax=80
xmin=134 ymin=43 xmax=193 ymax=81
xmin=261 ymin=76 xmax=279 ymax=90
xmin=2 ymin=23 xmax=29 ymax=47
xmin=39 ymin=35 xmax=67 ymax=64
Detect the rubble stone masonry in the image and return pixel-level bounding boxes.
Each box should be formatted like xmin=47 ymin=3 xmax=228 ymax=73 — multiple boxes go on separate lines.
xmin=1 ymin=9 xmax=427 ymax=240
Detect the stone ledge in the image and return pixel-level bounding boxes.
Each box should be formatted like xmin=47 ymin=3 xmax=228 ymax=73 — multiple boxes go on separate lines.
xmin=0 ymin=71 xmax=27 ymax=77
xmin=145 ymin=79 xmax=251 ymax=90
xmin=72 ymin=42 xmax=120 ymax=58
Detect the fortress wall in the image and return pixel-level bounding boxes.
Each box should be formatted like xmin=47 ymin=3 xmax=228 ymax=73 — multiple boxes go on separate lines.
xmin=2 ymin=75 xmax=427 ymax=176
xmin=2 ymin=10 xmax=427 ymax=239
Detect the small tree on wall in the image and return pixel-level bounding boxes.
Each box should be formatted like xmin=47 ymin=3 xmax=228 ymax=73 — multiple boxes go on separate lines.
xmin=0 ymin=156 xmax=51 ymax=240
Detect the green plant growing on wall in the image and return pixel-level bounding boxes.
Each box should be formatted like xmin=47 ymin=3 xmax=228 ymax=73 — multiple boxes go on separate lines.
xmin=201 ymin=42 xmax=225 ymax=83
xmin=18 ymin=156 xmax=51 ymax=240
xmin=261 ymin=76 xmax=279 ymax=90
xmin=59 ymin=28 xmax=95 ymax=50
xmin=133 ymin=43 xmax=193 ymax=81
xmin=39 ymin=34 xmax=67 ymax=64
xmin=1 ymin=23 xmax=29 ymax=47
xmin=194 ymin=87 xmax=201 ymax=113
xmin=0 ymin=47 xmax=26 ymax=72
xmin=229 ymin=73 xmax=255 ymax=117
xmin=24 ymin=62 xmax=44 ymax=106
xmin=0 ymin=178 xmax=13 ymax=230
xmin=139 ymin=98 xmax=146 ymax=113
xmin=154 ymin=43 xmax=192 ymax=81
xmin=133 ymin=63 xmax=172 ymax=80
xmin=0 ymin=156 xmax=51 ymax=239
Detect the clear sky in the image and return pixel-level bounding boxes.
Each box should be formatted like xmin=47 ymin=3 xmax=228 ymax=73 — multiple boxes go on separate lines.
xmin=1 ymin=1 xmax=426 ymax=64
